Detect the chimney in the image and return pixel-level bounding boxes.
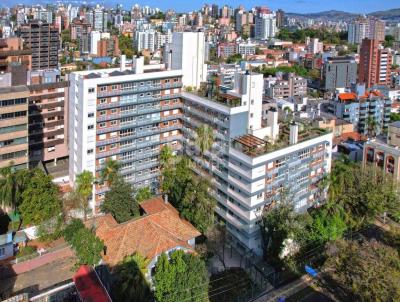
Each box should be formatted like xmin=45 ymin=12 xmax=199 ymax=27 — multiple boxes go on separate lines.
xmin=289 ymin=122 xmax=299 ymax=145
xmin=168 ymin=50 xmax=172 ymax=71
xmin=120 ymin=54 xmax=126 ymax=71
xmin=134 ymin=55 xmax=144 ymax=74
xmin=163 ymin=194 xmax=168 ymax=204
xmin=267 ymin=108 xmax=279 ymax=141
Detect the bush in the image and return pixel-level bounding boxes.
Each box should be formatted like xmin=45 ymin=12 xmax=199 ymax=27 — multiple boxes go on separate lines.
xmin=17 ymin=246 xmax=37 ymax=259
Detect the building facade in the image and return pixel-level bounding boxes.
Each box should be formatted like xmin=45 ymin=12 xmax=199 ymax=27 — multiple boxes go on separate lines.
xmin=68 ymin=60 xmax=183 ymax=213
xmin=264 ymin=73 xmax=307 ymax=99
xmin=28 ymin=69 xmax=68 ymax=166
xmin=323 ymin=56 xmax=358 ymax=91
xmin=359 ymin=39 xmax=392 ymax=88
xmin=329 ymin=89 xmax=392 ymax=136
xmin=19 ymin=21 xmax=59 ymax=70
xmin=363 ymin=122 xmax=400 ymax=181
xmin=254 ymin=7 xmax=276 ymax=41
xmin=0 ymin=86 xmax=29 ymax=170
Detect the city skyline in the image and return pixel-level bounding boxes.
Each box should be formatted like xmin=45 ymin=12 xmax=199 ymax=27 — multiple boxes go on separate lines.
xmin=0 ymin=0 xmax=399 ymax=14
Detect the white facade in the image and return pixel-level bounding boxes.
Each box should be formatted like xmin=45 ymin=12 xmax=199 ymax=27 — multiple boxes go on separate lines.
xmin=348 ymin=20 xmax=368 ymax=44
xmin=134 ymin=29 xmax=157 ymax=52
xmin=170 ymin=32 xmax=207 ymax=89
xmin=255 ymin=12 xmax=276 ymax=40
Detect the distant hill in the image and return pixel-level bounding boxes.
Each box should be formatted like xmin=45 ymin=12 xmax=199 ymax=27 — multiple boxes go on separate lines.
xmin=287 ymin=8 xmax=400 ymax=22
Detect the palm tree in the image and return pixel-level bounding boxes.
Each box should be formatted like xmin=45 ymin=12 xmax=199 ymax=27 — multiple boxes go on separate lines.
xmin=76 ymin=170 xmax=94 ymax=220
xmin=195 ymin=124 xmax=215 ymax=172
xmin=100 ymin=158 xmax=120 ymax=186
xmin=115 ymin=253 xmax=152 ymax=301
xmin=366 ymin=116 xmax=378 ymax=138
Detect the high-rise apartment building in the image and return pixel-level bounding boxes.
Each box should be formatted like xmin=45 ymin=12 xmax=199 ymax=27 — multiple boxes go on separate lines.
xmin=211 ymin=4 xmax=219 ymax=19
xmin=68 ymin=58 xmax=183 ymax=213
xmin=254 ymin=7 xmax=276 ymax=41
xmin=276 ymin=9 xmax=285 ymax=28
xmin=134 ymin=29 xmax=156 ymax=52
xmin=323 ymin=56 xmax=358 ymax=91
xmin=170 ymin=32 xmax=207 ymax=89
xmin=348 ymin=17 xmax=385 ymax=44
xmin=19 ymin=21 xmax=59 ymax=71
xmin=0 ymin=86 xmax=29 ymax=170
xmin=359 ymin=38 xmax=392 ymax=88
xmin=28 ymin=69 xmax=68 ymax=166
xmin=92 ymin=7 xmax=108 ymax=32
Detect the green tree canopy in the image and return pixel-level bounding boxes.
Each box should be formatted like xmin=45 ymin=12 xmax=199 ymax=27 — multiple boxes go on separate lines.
xmin=76 ymin=170 xmax=94 ymax=220
xmin=324 ymin=239 xmax=400 ymax=301
xmin=18 ymin=169 xmax=62 ymax=226
xmin=101 ymin=177 xmax=139 ymax=223
xmin=113 ymin=253 xmax=152 ymax=302
xmin=153 ymin=250 xmax=209 ymax=302
xmin=226 ymin=54 xmax=242 ymax=64
xmin=64 ymin=219 xmax=104 ymax=267
xmin=100 ymin=158 xmax=121 ymax=186
xmin=135 ymin=187 xmax=153 ymax=204
xmin=0 ymin=167 xmax=30 ymax=211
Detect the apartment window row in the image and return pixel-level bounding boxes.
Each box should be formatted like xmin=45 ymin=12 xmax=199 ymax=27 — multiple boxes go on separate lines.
xmin=0 ymin=124 xmax=27 ymax=134
xmin=0 ymin=111 xmax=27 ymax=120
xmin=0 ymin=137 xmax=28 ymax=147
xmin=0 ymin=98 xmax=27 ymax=107
xmin=1 ymin=150 xmax=27 ymax=160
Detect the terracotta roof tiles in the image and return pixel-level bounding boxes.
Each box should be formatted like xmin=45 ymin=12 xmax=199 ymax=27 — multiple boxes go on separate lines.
xmin=95 ymin=197 xmax=200 ymax=267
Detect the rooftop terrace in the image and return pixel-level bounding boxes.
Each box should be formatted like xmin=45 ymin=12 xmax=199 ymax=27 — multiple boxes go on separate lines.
xmin=232 ymin=124 xmax=330 ymax=157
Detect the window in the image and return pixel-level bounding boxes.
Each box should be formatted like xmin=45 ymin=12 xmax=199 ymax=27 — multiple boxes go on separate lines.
xmin=100 ymin=110 xmax=106 ymax=116
xmin=111 ymin=108 xmax=117 ymax=114
xmin=112 ymin=85 xmax=118 ymax=90
xmin=88 ymin=125 xmax=94 ymax=130
xmin=100 ymin=86 xmax=107 ymax=92
xmin=110 ymin=144 xmax=117 ymax=149
xmin=48 ymin=146 xmax=55 ymax=152
xmin=111 ymin=120 xmax=118 ymax=126
xmin=88 ymin=88 xmax=95 ymax=93
xmin=88 ymin=112 xmax=94 ymax=118
xmin=99 ymin=98 xmax=107 ymax=104
xmin=87 ymin=149 xmax=94 ymax=154
xmin=0 ymin=247 xmax=5 ymax=256
xmin=257 ymin=193 xmax=263 ymax=199
xmin=99 ymin=146 xmax=106 ymax=152
xmin=99 ymin=122 xmax=106 ymax=128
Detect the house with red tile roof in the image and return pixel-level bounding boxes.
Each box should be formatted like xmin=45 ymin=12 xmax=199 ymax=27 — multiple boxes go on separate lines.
xmin=94 ymin=196 xmax=201 ymax=280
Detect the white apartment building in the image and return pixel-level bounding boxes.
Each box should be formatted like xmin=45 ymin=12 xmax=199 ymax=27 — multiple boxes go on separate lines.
xmin=254 ymin=9 xmax=276 ymax=41
xmin=134 ymin=29 xmax=157 ymax=52
xmin=90 ymin=31 xmax=110 ymax=55
xmin=170 ymin=32 xmax=207 ymax=89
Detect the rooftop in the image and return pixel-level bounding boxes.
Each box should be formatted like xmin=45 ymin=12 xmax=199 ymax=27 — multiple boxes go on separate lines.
xmin=232 ymin=124 xmax=330 ymax=157
xmin=95 ymin=197 xmax=200 ymax=266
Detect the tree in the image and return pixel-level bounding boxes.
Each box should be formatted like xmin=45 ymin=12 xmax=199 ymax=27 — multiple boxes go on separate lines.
xmin=136 ymin=187 xmax=153 ymax=204
xmin=261 ymin=199 xmax=309 ymax=264
xmin=100 ymin=158 xmax=121 ymax=186
xmin=384 ymin=35 xmax=395 ymax=48
xmin=153 ymin=250 xmax=209 ymax=302
xmin=76 ymin=171 xmax=94 ymax=220
xmin=366 ymin=115 xmax=378 ymax=137
xmin=226 ymin=54 xmax=242 ymax=64
xmin=114 ymin=253 xmax=152 ymax=302
xmin=324 ymin=239 xmax=400 ymax=301
xmin=18 ymin=169 xmax=62 ymax=226
xmin=206 ymin=222 xmax=228 ymax=269
xmin=328 ymin=159 xmax=399 ymax=229
xmin=160 ymin=145 xmax=173 ymax=171
xmin=303 ymin=208 xmax=347 ymax=246
xmin=180 ymin=176 xmax=216 ymax=234
xmin=0 ymin=167 xmax=29 ymax=211
xmin=72 ymin=227 xmax=104 ymax=267
xmin=63 ymin=218 xmax=84 ymax=243
xmin=161 ymin=156 xmax=192 ymax=203
xmin=101 ymin=177 xmax=139 ymax=223
xmin=195 ymin=124 xmax=214 ymax=170
xmin=308 ymin=69 xmax=321 ymax=81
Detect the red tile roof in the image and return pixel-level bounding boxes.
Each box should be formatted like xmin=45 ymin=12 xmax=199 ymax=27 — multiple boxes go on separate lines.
xmin=95 ymin=197 xmax=201 ymax=267
xmin=338 ymin=92 xmax=357 ymax=101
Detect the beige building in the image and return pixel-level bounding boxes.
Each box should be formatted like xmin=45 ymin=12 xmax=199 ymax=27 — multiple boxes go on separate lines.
xmin=364 ymin=121 xmax=400 ymax=181
xmin=0 ymin=86 xmax=29 ymax=170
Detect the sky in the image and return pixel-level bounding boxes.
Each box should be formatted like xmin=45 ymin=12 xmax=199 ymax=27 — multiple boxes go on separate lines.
xmin=1 ymin=0 xmax=399 ymax=14
xmin=117 ymin=0 xmax=398 ymax=14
